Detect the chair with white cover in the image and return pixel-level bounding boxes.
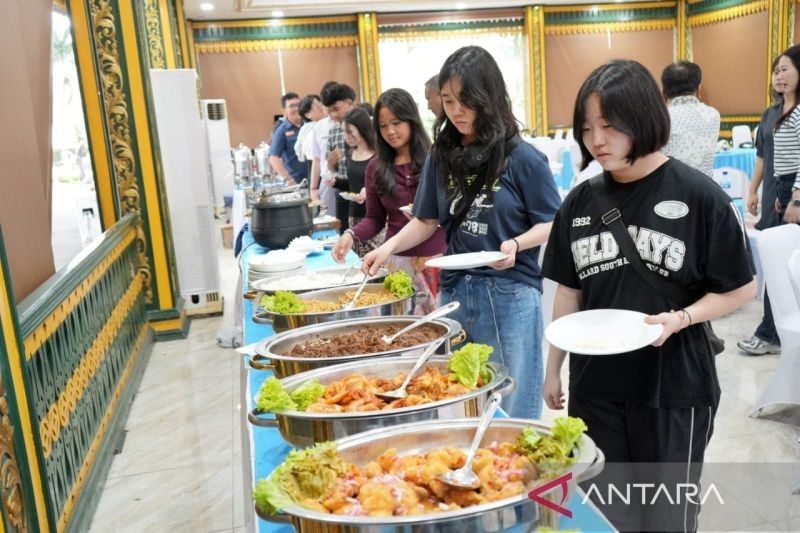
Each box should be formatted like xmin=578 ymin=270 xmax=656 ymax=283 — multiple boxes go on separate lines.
xmin=752 ymin=224 xmax=800 ymax=418
xmin=731 ymin=124 xmax=752 ymax=148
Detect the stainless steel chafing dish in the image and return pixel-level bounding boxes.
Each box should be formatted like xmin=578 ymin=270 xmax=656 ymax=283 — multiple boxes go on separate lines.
xmin=252 ymin=266 xmax=389 ymax=296
xmin=256 ymin=418 xmax=605 ymax=532
xmin=250 ymin=316 xmax=464 ymax=378
xmin=248 ymin=356 xmax=514 ymax=448
xmin=254 ymin=283 xmax=414 ymax=333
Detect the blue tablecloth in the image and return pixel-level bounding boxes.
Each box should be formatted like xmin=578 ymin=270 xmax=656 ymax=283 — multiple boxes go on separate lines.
xmin=240 ymin=232 xmax=613 ymax=532
xmin=714 ymin=148 xmax=756 ymax=177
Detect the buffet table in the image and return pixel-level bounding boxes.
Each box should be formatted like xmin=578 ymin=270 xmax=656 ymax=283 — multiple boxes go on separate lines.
xmin=238 ymin=231 xmax=613 ymax=532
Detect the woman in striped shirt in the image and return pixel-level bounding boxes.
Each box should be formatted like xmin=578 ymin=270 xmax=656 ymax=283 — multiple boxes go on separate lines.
xmin=773 ymin=44 xmax=800 ymax=224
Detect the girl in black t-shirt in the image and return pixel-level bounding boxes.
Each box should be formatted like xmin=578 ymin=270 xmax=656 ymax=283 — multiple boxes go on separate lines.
xmin=541 ymin=60 xmax=755 ymax=532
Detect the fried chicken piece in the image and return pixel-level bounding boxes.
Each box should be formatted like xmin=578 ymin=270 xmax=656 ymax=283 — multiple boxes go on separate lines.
xmin=358 ymin=476 xmax=421 ymax=516
xmin=305 ymin=402 xmax=343 ymax=413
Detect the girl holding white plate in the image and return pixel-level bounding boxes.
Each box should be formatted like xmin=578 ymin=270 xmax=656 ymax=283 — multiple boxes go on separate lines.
xmin=540 ymin=60 xmax=755 ymax=531
xmin=362 ymin=47 xmax=561 ymax=419
xmin=332 ymin=89 xmax=446 ymax=313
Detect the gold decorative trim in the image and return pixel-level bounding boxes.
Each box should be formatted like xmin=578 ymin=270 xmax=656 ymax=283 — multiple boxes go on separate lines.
xmin=91 ymin=0 xmax=154 ymax=304
xmin=357 ymin=13 xmax=381 ymax=103
xmin=144 ymin=0 xmax=167 ymax=69
xmin=196 ymin=35 xmax=358 ymax=53
xmin=23 ymin=232 xmax=136 ymax=359
xmin=187 ymin=21 xmax=198 ymax=68
xmin=544 ymin=1 xmax=676 ymax=12
xmin=0 ymin=382 xmax=29 ymax=531
xmin=688 ymin=0 xmax=768 ymax=26
xmin=56 ymin=322 xmax=149 ymax=531
xmin=149 ymin=313 xmax=185 ymax=331
xmin=545 ymin=19 xmax=675 ymax=35
xmin=191 ymin=15 xmax=356 ymax=29
xmin=525 ymin=6 xmax=547 ymax=135
xmin=39 ymin=274 xmax=143 ymax=459
xmin=158 ymin=0 xmax=177 ymax=68
xmin=175 ymin=0 xmax=191 ymax=68
xmin=378 ymin=26 xmax=523 ymax=42
xmin=677 ymin=0 xmax=688 ymax=59
xmin=720 ymin=115 xmax=762 ymax=122
xmin=0 ymin=253 xmax=50 ymax=531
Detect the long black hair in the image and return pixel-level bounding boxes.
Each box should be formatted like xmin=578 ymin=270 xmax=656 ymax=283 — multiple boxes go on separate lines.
xmin=373 ymin=88 xmax=431 ymax=197
xmin=343 ymin=106 xmax=376 ymax=152
xmin=775 ymin=44 xmax=800 ymax=130
xmin=573 ymin=60 xmax=670 ymax=170
xmin=432 ymin=46 xmax=519 ymax=190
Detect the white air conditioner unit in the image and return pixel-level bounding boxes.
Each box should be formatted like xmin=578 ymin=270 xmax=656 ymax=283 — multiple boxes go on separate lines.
xmin=150 ymin=69 xmax=223 ymax=316
xmin=200 ymin=98 xmax=235 ymax=210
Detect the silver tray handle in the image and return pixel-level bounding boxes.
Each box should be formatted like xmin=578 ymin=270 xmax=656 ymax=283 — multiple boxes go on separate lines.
xmin=496 ymin=377 xmax=516 ymax=397
xmin=577 ymin=447 xmax=605 ymax=483
xmin=249 ymin=354 xmax=275 ymax=371
xmin=255 ymin=505 xmax=293 ymax=524
xmin=248 ymin=409 xmax=280 ymax=428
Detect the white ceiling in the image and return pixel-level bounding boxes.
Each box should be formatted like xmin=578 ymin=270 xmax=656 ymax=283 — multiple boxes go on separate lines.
xmin=184 ymin=0 xmax=638 ymax=20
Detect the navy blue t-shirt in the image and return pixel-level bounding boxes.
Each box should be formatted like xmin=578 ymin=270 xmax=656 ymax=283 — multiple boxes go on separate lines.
xmin=269 ymin=120 xmax=308 ymax=183
xmin=413 ymin=142 xmax=561 ymax=290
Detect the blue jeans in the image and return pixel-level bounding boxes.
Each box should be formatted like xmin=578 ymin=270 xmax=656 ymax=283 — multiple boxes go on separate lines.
xmin=440 ymin=274 xmax=544 ymax=419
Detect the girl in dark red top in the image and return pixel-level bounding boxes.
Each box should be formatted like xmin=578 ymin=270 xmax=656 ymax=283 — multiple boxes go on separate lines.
xmin=333 ymin=88 xmax=446 ymax=312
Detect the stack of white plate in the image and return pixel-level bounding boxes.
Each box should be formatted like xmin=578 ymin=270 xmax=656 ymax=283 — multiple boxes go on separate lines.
xmin=248 ymin=250 xmax=306 ymax=283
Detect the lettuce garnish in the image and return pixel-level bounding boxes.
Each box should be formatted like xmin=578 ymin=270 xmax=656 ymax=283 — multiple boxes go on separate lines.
xmin=447 ymin=343 xmax=493 ymax=387
xmin=383 ymin=270 xmax=414 ymax=299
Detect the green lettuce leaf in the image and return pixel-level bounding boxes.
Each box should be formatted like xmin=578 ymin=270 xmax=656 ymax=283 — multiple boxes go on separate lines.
xmin=253 ymin=442 xmax=349 ymax=515
xmin=289 ymin=379 xmax=325 ymax=411
xmin=383 ymin=270 xmax=414 ymax=299
xmin=256 ymin=376 xmax=296 ymax=412
xmin=261 ymin=291 xmax=306 ymax=315
xmin=551 ymin=416 xmax=588 ymax=452
xmin=447 ymin=343 xmax=493 ymax=387
xmin=514 ymin=417 xmax=588 ymax=478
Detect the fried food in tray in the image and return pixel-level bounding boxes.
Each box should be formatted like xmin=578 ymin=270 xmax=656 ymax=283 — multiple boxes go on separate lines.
xmin=302 ymin=289 xmax=401 ymax=313
xmin=305 ymin=366 xmax=476 ymax=413
xmin=309 ymin=444 xmax=535 ymax=517
xmin=285 ymin=324 xmax=441 ymax=358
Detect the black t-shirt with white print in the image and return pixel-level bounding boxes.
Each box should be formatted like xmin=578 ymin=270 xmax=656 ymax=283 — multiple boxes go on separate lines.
xmin=541 ymin=158 xmax=754 ymax=408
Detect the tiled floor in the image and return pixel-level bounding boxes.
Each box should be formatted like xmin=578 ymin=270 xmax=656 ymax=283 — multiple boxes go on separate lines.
xmin=89 ymin=237 xmax=800 ymax=532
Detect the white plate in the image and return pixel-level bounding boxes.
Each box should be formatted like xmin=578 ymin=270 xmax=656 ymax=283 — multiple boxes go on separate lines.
xmin=399 ymin=204 xmax=413 ymax=215
xmin=339 ymin=192 xmax=359 ymax=201
xmin=544 ymin=309 xmax=664 ymax=356
xmin=317 ymin=235 xmax=339 ymax=249
xmin=425 ymin=251 xmax=508 ymax=270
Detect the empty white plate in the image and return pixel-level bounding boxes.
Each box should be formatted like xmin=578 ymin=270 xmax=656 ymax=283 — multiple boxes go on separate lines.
xmin=545 ymin=309 xmax=664 ymax=356
xmin=425 ymin=251 xmax=508 ymax=270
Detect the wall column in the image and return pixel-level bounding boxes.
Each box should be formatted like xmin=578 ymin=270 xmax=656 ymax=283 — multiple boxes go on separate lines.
xmin=524 ymin=5 xmax=548 ymax=136
xmin=357 ymin=13 xmax=381 ymax=103
xmin=68 ymin=0 xmax=188 ymax=339
xmin=676 ymin=0 xmax=690 ymax=60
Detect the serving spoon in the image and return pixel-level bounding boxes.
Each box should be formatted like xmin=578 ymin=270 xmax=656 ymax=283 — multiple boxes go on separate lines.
xmin=375 ymin=337 xmax=447 ymax=401
xmin=381 ymin=301 xmax=460 ymax=344
xmin=438 ymin=392 xmax=502 ymax=490
xmin=342 ymin=275 xmax=370 ymax=310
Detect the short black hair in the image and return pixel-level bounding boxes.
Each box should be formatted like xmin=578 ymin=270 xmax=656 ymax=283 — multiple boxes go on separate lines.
xmin=320 ymin=80 xmax=337 ymax=95
xmin=298 ymin=94 xmax=320 ymax=122
xmin=356 ymin=102 xmax=374 ymax=116
xmin=573 ymin=59 xmax=670 ymax=170
xmin=280 ymin=92 xmax=299 ymax=108
xmin=321 ymin=83 xmax=356 ymax=107
xmin=661 ymin=61 xmax=702 ymax=99
xmin=425 ymin=74 xmax=439 ymax=91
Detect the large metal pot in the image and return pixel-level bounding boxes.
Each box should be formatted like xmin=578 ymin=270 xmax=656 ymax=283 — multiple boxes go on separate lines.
xmin=255 ymin=284 xmax=416 ymax=333
xmin=250 ymin=315 xmax=464 ymax=378
xmin=250 ymin=189 xmax=313 ymax=249
xmin=249 ymin=356 xmax=514 ymax=447
xmin=257 ymin=418 xmax=605 ymax=532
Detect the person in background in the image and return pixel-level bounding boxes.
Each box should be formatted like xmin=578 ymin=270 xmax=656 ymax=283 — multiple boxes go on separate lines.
xmin=333 ymin=88 xmax=446 ymax=313
xmin=321 ymin=83 xmax=357 ymax=232
xmin=739 ymin=56 xmax=784 ymax=356
xmin=771 ymin=43 xmax=800 ymax=225
xmin=361 ymin=47 xmax=560 ymax=419
xmin=542 ymin=60 xmax=755 ymax=531
xmin=660 ymin=61 xmax=720 ymax=177
xmin=310 ymin=81 xmax=338 ymax=216
xmin=295 ymin=94 xmax=326 ymax=180
xmin=424 ymin=74 xmax=443 ymax=119
xmin=334 ymin=106 xmax=382 ymax=256
xmin=356 ymin=102 xmax=374 ymax=116
xmin=268 ymin=92 xmax=308 ymax=184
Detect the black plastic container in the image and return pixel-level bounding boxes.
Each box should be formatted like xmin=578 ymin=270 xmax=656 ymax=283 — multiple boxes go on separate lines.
xmin=250 ymin=193 xmax=312 ymax=249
